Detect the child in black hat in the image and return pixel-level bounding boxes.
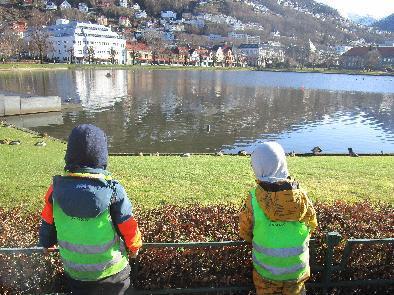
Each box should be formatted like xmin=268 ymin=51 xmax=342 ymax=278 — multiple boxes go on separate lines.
xmin=39 ymin=124 xmax=142 ymax=295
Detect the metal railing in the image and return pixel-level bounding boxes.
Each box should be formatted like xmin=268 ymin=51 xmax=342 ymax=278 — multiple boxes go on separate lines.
xmin=0 ymin=232 xmax=393 ymax=294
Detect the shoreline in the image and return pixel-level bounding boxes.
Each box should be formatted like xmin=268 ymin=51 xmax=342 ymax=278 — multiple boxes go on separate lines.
xmin=0 ymin=63 xmax=393 ymax=76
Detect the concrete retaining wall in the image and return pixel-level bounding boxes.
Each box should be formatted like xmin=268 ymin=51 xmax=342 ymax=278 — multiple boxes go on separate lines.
xmin=4 ymin=112 xmax=63 ymax=128
xmin=0 ymin=95 xmax=61 ymax=116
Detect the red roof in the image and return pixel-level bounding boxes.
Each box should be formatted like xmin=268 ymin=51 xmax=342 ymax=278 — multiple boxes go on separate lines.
xmin=13 ymin=21 xmax=27 ymax=32
xmin=126 ymin=42 xmax=151 ymax=51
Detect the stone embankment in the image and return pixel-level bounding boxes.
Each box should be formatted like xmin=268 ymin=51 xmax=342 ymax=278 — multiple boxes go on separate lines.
xmin=0 ymin=94 xmax=61 ymax=116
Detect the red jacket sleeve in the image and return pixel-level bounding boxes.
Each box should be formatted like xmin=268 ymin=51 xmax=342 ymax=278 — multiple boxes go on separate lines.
xmin=41 ymin=185 xmax=54 ymax=224
xmin=117 ymin=217 xmax=142 ymax=253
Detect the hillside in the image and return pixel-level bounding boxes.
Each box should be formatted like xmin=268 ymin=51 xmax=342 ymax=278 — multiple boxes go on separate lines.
xmin=133 ymin=0 xmax=390 ymax=46
xmin=0 ymin=0 xmax=392 ymax=49
xmin=374 ymin=13 xmax=394 ymax=32
xmin=193 ymin=0 xmax=388 ymax=46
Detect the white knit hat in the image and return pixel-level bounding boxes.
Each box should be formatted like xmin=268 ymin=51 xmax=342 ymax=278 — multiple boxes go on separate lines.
xmin=251 ymin=142 xmax=289 ymax=183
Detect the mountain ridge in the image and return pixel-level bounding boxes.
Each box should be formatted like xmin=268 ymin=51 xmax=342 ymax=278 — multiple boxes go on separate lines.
xmin=374 ymin=13 xmax=394 ymax=32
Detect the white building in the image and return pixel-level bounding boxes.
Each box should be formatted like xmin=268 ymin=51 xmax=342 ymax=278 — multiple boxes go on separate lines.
xmin=135 ymin=10 xmax=147 ymax=19
xmin=161 ymin=11 xmax=177 ymax=20
xmin=228 ymin=32 xmax=261 ymax=44
xmin=236 ymin=43 xmax=264 ymax=66
xmin=260 ymin=43 xmax=285 ymax=64
xmin=45 ymin=1 xmax=57 ymax=10
xmin=78 ymin=2 xmax=89 ymax=13
xmin=118 ymin=0 xmax=127 ymax=8
xmin=42 ymin=19 xmax=126 ymax=64
xmin=60 ymin=0 xmax=71 ymax=10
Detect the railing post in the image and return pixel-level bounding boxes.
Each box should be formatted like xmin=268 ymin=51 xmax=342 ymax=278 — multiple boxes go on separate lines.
xmin=322 ymin=232 xmax=342 ymax=295
xmin=128 ymin=257 xmax=139 ymax=295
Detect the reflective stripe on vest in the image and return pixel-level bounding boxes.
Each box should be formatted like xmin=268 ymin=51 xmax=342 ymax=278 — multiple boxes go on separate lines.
xmin=58 ymin=235 xmax=119 ymax=254
xmin=63 ymin=251 xmax=124 ymax=272
xmin=252 ymin=241 xmax=309 ymax=257
xmin=252 ymin=253 xmax=307 ymax=276
xmin=250 ymin=188 xmax=310 ymax=281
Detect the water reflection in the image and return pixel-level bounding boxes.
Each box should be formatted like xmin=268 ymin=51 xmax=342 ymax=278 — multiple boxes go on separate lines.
xmin=0 ymin=70 xmax=393 ymax=153
xmin=74 ymin=70 xmax=127 ymax=110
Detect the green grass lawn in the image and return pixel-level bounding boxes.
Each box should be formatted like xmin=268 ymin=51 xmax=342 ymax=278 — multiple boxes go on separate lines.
xmin=1 ymin=125 xmax=393 ymax=213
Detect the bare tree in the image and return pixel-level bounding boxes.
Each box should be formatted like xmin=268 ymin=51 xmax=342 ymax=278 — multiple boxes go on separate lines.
xmin=212 ymin=52 xmax=217 ymax=67
xmin=129 ymin=50 xmax=141 ymax=65
xmin=60 ymin=9 xmax=90 ymax=22
xmin=365 ymin=49 xmax=382 ymax=71
xmin=87 ymin=46 xmax=95 ymax=64
xmin=109 ymin=47 xmax=117 ymax=64
xmin=144 ymin=32 xmax=169 ymax=65
xmin=25 ymin=27 xmax=53 ymax=63
xmin=67 ymin=47 xmax=75 ymax=64
xmin=0 ymin=29 xmax=19 ymax=62
xmin=29 ymin=8 xmax=52 ymax=27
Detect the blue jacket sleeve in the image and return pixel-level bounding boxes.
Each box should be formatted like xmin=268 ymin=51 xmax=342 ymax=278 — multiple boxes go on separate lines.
xmin=110 ymin=181 xmax=133 ymax=224
xmin=39 ymin=219 xmax=57 ymax=248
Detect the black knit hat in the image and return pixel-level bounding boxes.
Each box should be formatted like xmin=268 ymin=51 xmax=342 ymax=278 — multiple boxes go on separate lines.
xmin=65 ymin=124 xmax=108 ymax=171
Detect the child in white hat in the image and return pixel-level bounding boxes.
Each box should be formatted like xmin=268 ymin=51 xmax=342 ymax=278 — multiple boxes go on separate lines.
xmin=239 ymin=142 xmax=317 ymax=295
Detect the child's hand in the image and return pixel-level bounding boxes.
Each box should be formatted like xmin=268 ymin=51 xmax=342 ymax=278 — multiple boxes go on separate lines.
xmin=128 ymin=250 xmax=139 ymax=259
xmin=43 ymin=247 xmax=57 ymax=255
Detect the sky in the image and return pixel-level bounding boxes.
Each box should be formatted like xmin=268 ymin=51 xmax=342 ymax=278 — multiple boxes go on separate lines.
xmin=315 ymin=0 xmax=394 ymax=19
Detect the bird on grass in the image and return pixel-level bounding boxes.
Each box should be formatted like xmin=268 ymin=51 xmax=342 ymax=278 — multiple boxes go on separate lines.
xmin=348 ymin=148 xmax=359 ymax=157
xmin=238 ymin=150 xmax=248 ymax=156
xmin=9 ymin=140 xmax=21 ymax=145
xmin=311 ymin=146 xmax=322 ymax=155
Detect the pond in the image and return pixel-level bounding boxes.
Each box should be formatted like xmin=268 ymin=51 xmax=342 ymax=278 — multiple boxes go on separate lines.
xmin=0 ymin=69 xmax=393 ymax=153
